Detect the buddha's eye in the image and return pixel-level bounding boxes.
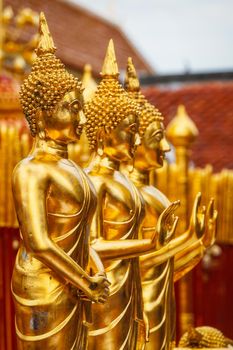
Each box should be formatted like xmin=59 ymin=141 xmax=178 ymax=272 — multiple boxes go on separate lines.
xmin=128 ymin=123 xmax=137 ymax=134
xmin=70 ymin=100 xmax=81 ymax=114
xmin=151 ymin=130 xmax=163 ymax=142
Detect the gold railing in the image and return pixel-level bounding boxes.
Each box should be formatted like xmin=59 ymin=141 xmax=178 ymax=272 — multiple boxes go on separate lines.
xmin=0 ymin=119 xmax=31 ymax=227
xmin=154 ymin=162 xmax=233 ymax=244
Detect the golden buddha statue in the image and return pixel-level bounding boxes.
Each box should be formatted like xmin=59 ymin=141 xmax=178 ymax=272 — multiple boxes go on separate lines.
xmin=124 ymin=58 xmax=217 ymax=350
xmin=84 ymin=39 xmax=177 ymax=350
xmin=11 ymin=13 xmax=110 ymax=350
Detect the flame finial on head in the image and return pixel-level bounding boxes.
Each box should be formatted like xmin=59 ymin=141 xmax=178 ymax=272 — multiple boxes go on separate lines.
xmin=101 ymin=39 xmax=119 ymax=77
xmin=124 ymin=57 xmax=140 ymax=92
xmin=124 ymin=57 xmax=163 ymax=137
xmin=36 ymin=12 xmax=56 ymax=56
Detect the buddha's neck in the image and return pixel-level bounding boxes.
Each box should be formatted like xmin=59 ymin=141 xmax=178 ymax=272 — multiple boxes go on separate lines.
xmin=129 ymin=167 xmax=150 ymax=187
xmin=100 ymin=155 xmax=120 ymax=171
xmin=31 ymin=136 xmax=68 ymax=159
xmin=87 ymin=153 xmax=120 ymax=173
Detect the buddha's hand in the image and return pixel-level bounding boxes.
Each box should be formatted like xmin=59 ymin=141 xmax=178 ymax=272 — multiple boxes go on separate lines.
xmin=155 ymin=200 xmax=180 ymax=247
xmin=202 ymin=198 xmax=217 ymax=248
xmin=189 ymin=192 xmax=206 ymax=239
xmin=87 ymin=272 xmax=111 ymax=304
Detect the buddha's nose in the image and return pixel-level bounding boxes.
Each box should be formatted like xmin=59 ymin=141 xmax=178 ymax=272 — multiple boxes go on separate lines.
xmin=79 ymin=110 xmax=86 ymax=125
xmin=134 ymin=132 xmax=141 ymax=146
xmin=161 ymin=137 xmax=170 ymax=152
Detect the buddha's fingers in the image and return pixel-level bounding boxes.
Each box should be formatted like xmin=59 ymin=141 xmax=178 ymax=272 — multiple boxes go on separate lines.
xmin=171 ymin=216 xmax=179 ymax=235
xmin=207 ymin=198 xmax=216 ymax=220
xmin=162 ymin=201 xmax=179 ymax=222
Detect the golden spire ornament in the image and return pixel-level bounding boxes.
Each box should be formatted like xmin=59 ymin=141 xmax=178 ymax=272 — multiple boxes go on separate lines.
xmin=36 ymin=12 xmax=56 ymax=56
xmin=166 ymin=104 xmax=199 ymax=147
xmin=124 ymin=56 xmax=140 ymax=92
xmin=100 ymin=38 xmax=119 ymax=77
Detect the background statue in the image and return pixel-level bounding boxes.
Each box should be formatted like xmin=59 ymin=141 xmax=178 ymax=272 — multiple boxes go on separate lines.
xmin=179 ymin=326 xmax=233 ymax=348
xmin=124 ymin=57 xmax=217 ymax=350
xmin=11 ymin=13 xmax=109 ymax=350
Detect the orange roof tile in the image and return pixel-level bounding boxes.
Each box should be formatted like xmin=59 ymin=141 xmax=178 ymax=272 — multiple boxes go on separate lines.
xmin=5 ymin=0 xmax=153 ymax=76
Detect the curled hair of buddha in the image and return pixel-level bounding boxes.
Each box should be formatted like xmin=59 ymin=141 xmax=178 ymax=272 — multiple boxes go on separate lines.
xmin=19 ymin=12 xmax=83 ymax=136
xmin=125 ymin=57 xmax=164 ymax=137
xmin=84 ymin=39 xmax=141 ymax=150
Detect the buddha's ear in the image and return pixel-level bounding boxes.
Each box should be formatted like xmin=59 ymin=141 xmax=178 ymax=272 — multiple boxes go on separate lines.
xmin=35 ymin=109 xmax=46 ymax=140
xmin=104 ymin=125 xmax=112 ymax=134
xmin=96 ymin=126 xmax=106 ymax=140
xmin=96 ymin=127 xmax=105 ymax=156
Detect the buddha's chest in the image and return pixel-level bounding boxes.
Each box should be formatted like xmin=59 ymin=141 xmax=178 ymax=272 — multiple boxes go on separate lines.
xmin=103 ymin=176 xmax=138 ymax=221
xmin=141 ymin=203 xmax=160 ymax=238
xmin=47 ymin=163 xmax=85 ymax=215
xmin=140 ymin=186 xmax=168 ymax=239
xmin=46 ymin=162 xmax=96 ymax=238
xmin=103 ymin=177 xmax=142 ymax=240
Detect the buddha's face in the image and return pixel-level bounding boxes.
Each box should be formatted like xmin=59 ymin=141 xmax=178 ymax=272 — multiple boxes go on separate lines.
xmin=103 ymin=114 xmax=140 ymax=161
xmin=134 ymin=121 xmax=170 ymax=170
xmin=42 ymin=89 xmax=86 ymax=143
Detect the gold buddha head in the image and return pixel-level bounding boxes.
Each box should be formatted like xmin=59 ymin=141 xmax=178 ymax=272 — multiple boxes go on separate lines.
xmin=84 ymin=40 xmax=141 ymax=162
xmin=19 ymin=13 xmax=86 ymax=144
xmin=125 ymin=57 xmax=170 ymax=170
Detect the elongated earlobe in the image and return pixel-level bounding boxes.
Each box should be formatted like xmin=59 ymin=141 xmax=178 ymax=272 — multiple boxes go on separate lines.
xmin=36 ymin=110 xmax=46 ymax=140
xmin=97 ymin=127 xmax=105 ymax=156
xmin=127 ymin=158 xmax=135 ymax=173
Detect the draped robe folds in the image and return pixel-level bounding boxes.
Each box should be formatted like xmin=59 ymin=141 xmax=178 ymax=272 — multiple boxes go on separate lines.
xmin=12 ymin=162 xmax=96 ymax=350
xmin=87 ymin=173 xmax=147 ymax=350
xmin=139 ymin=186 xmax=176 ymax=350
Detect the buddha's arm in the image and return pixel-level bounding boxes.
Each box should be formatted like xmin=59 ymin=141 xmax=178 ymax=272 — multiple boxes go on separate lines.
xmin=141 ymin=196 xmax=216 ymax=269
xmin=12 ymin=163 xmax=100 ymax=299
xmin=174 ymin=199 xmax=217 ymax=282
xmin=91 ymin=237 xmax=156 ymax=260
xmin=173 ymin=239 xmax=205 ymax=282
xmin=89 ymin=246 xmax=105 ymax=274
xmin=140 ymin=231 xmax=196 ymax=267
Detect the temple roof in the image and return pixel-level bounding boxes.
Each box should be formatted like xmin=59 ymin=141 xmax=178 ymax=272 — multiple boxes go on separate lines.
xmin=4 ymin=0 xmax=153 ymax=76
xmin=143 ymin=82 xmax=233 ymax=171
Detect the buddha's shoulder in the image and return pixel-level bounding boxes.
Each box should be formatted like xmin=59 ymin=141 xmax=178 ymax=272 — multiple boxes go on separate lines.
xmin=85 ymin=169 xmax=132 ymax=193
xmin=141 ymin=185 xmax=170 ymax=209
xmin=13 ymin=156 xmax=56 ymax=181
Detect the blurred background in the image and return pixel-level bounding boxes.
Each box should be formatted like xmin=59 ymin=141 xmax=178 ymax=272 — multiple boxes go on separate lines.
xmin=70 ymin=0 xmax=233 ymax=74
xmin=0 ymin=1 xmax=232 ymax=349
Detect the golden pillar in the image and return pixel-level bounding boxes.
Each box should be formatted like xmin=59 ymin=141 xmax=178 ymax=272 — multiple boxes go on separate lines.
xmin=166 ymin=105 xmax=199 ymax=334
